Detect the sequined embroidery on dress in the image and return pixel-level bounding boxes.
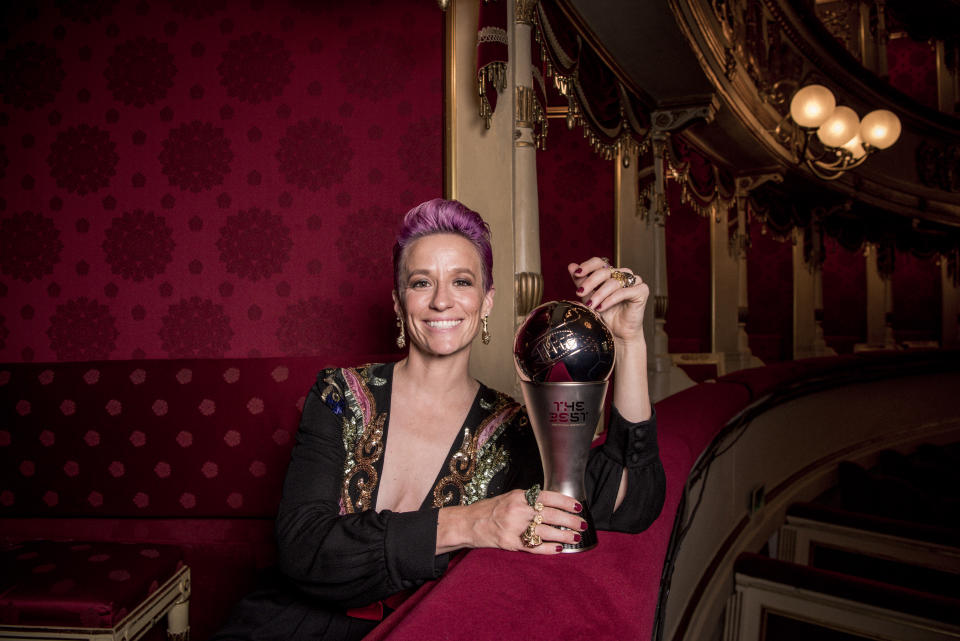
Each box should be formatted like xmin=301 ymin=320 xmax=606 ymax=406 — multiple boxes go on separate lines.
xmin=322 ymin=365 xmax=388 ymax=515
xmin=326 ymin=364 xmax=526 ymax=514
xmin=432 ymin=390 xmax=522 ymax=507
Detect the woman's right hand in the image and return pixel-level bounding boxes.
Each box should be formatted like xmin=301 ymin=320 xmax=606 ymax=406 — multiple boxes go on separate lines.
xmin=436 ymin=489 xmax=587 ymax=555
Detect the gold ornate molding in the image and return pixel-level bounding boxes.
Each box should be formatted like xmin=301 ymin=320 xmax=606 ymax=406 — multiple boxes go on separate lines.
xmin=729 ymin=172 xmax=783 ymax=258
xmin=735 ymin=172 xmax=783 ymax=194
xmin=515 ymin=85 xmax=537 ymax=129
xmin=515 ymin=85 xmax=546 ymax=148
xmin=515 ymin=0 xmax=538 ymax=25
xmin=640 ymin=102 xmax=719 ymax=225
xmin=673 ymin=0 xmax=960 ymax=224
xmin=917 ymin=141 xmax=960 ymax=193
xmin=654 ymin=294 xmax=669 ymax=321
xmin=650 ymin=103 xmax=717 ymax=135
xmin=515 ymin=271 xmax=544 ymax=317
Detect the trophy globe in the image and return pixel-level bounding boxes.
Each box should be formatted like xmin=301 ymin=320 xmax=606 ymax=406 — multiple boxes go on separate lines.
xmin=514 ymin=300 xmax=615 ymax=384
xmin=514 ymin=300 xmax=616 ymax=552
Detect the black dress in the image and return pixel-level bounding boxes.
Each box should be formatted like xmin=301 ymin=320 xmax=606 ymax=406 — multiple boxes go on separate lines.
xmin=212 ymin=362 xmax=665 ymax=641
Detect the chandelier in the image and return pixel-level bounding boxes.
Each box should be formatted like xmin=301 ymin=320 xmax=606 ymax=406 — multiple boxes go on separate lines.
xmin=776 ymin=84 xmax=902 ymax=180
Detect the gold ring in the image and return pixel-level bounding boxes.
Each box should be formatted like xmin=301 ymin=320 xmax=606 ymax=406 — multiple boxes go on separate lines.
xmin=520 ymin=521 xmax=542 ymax=548
xmin=609 ymin=270 xmax=637 ymax=288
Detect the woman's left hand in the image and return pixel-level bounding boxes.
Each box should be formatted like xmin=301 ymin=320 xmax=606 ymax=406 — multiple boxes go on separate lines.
xmin=568 ymin=257 xmax=649 ymax=344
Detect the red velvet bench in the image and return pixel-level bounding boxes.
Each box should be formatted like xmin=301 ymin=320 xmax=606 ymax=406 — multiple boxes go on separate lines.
xmin=0 ymin=355 xmax=394 ymax=638
xmin=0 ymin=540 xmax=189 ymax=640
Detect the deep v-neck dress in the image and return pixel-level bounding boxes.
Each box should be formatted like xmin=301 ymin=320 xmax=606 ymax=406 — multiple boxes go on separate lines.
xmin=333 ymin=361 xmax=536 ymax=515
xmin=372 ymin=366 xmax=516 ymax=514
xmin=212 ymin=361 xmax=666 ymax=641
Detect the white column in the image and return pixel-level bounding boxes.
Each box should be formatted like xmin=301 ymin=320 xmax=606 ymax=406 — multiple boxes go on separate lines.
xmin=883 ymin=275 xmax=896 ymax=348
xmin=876 ymin=0 xmax=889 ymax=77
xmin=646 ymin=132 xmax=694 ymax=402
xmin=812 ymin=256 xmax=835 ymax=356
xmin=447 ymin=0 xmax=518 ymax=394
xmin=711 ymin=203 xmax=740 ymax=364
xmin=642 ymin=105 xmax=717 ymax=400
xmin=792 ymin=228 xmax=818 ymax=358
xmin=616 ymin=147 xmax=655 ymax=346
xmin=859 ymin=243 xmax=893 ymax=350
xmin=513 ymin=0 xmax=543 ymax=324
xmin=735 ymin=202 xmax=755 ymax=367
xmin=727 ymin=174 xmax=779 ymax=370
xmin=943 ymin=259 xmax=960 ymax=349
xmin=793 ymin=222 xmax=835 ymax=359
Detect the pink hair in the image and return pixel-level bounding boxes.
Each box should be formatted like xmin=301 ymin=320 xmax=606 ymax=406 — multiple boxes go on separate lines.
xmin=392 ymin=198 xmax=494 ymax=293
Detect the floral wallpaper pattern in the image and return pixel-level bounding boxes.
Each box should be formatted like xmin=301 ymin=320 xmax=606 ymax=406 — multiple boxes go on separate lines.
xmin=0 ymin=0 xmax=442 ymax=363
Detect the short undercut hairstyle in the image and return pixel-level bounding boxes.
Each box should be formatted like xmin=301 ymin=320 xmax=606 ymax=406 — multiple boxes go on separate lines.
xmin=392 ymin=198 xmax=494 ymax=293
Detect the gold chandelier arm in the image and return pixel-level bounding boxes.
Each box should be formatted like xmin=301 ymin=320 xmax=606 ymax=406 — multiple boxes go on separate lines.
xmin=804 ymin=150 xmax=871 ymax=180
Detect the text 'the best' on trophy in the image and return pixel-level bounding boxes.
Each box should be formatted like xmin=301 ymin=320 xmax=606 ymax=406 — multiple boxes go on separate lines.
xmin=514 ymin=300 xmax=615 ymax=552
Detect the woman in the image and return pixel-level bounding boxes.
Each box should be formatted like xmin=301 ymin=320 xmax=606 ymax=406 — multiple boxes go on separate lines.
xmin=214 ymin=199 xmax=665 ymax=640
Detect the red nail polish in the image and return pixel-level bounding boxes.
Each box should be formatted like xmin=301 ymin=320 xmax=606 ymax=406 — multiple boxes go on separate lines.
xmin=573 ymin=534 xmax=582 ymax=542
xmin=580 ymin=521 xmax=588 ymax=531
xmin=576 ymin=287 xmax=584 ymax=294
xmin=596 ymin=302 xmax=602 ymax=311
xmin=585 ymin=299 xmax=592 ymax=307
xmin=574 ymin=503 xmax=583 ymax=512
xmin=574 ymin=268 xmax=582 ymax=275
xmin=556 ymin=545 xmax=563 ymax=552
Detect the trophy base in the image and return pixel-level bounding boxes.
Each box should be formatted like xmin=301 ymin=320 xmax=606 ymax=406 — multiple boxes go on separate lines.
xmin=560 ymin=502 xmax=598 ymax=553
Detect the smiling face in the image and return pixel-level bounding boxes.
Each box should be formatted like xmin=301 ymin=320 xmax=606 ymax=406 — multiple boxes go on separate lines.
xmin=394 ymin=233 xmax=494 ymax=359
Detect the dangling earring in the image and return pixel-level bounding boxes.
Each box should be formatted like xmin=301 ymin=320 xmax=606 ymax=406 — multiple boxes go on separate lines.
xmin=481 ymin=315 xmax=490 ymax=345
xmin=396 ymin=316 xmax=406 ymax=349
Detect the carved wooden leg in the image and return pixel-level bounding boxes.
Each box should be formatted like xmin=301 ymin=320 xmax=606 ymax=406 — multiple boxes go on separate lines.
xmin=166 ymin=597 xmax=190 ymax=641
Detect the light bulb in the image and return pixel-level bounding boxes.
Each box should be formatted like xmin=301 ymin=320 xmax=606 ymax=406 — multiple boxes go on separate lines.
xmin=816 ymin=106 xmax=860 ymax=148
xmin=860 ymin=109 xmax=901 ymax=149
xmin=790 ymin=85 xmax=836 ymax=128
xmin=841 ymin=134 xmax=867 ymax=159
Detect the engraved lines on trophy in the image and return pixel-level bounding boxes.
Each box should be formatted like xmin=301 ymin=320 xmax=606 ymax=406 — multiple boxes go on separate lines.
xmin=532 ymin=329 xmax=598 ymax=368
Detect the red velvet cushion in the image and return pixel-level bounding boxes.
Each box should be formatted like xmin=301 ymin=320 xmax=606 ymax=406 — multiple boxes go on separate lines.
xmin=0 ymin=541 xmax=183 ymax=628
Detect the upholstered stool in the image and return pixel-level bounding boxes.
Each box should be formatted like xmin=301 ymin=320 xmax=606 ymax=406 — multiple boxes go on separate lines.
xmin=0 ymin=541 xmax=190 ymax=641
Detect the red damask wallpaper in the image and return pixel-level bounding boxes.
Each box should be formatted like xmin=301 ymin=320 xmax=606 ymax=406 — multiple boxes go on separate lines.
xmin=887 ymin=36 xmax=938 ymax=111
xmin=0 ymin=0 xmax=442 ymax=363
xmin=537 ymin=119 xmax=615 ymax=303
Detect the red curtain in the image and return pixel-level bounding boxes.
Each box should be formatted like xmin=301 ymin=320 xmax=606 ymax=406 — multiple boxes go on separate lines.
xmin=822 ymin=237 xmax=866 ymax=353
xmin=664 ymin=182 xmax=711 ymax=354
xmin=747 ymin=227 xmax=793 ymax=362
xmin=893 ymin=251 xmax=942 ymax=342
xmin=536 ymin=120 xmax=615 ymax=303
xmin=1 ymin=0 xmax=442 ymax=363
